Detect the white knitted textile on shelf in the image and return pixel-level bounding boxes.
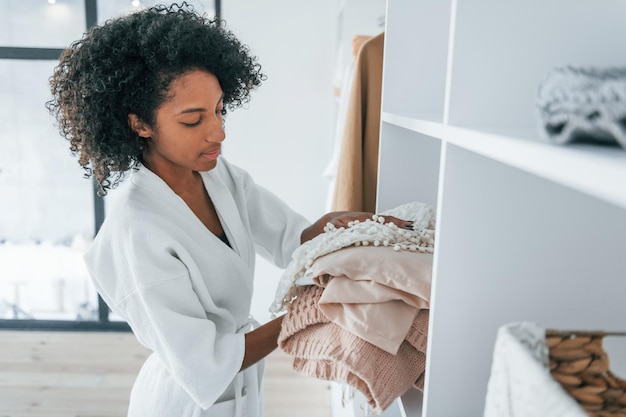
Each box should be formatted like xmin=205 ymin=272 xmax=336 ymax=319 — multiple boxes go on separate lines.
xmin=536 ymin=65 xmax=626 ymax=149
xmin=269 ymin=201 xmax=436 ymax=315
xmin=484 ymin=322 xmax=588 ymax=417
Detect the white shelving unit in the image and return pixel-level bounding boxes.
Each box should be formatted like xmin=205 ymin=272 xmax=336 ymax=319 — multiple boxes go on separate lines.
xmin=376 ymin=1 xmax=626 ymax=416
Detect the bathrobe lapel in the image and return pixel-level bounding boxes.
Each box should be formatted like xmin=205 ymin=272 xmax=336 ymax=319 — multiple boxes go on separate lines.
xmin=136 ymin=166 xmax=255 ymax=295
xmin=202 ymin=170 xmax=256 ymax=282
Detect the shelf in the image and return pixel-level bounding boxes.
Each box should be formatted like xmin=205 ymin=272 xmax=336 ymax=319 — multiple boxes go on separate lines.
xmin=380 ymin=1 xmax=626 ymax=416
xmin=381 ymin=112 xmax=445 ymax=140
xmin=427 ymin=143 xmax=626 ymax=417
xmin=379 ymin=111 xmax=626 ymax=209
xmin=377 ymin=121 xmax=441 ymax=211
xmin=445 ymin=126 xmax=626 ymax=209
xmin=381 ymin=0 xmax=451 ymax=122
xmin=447 ymin=0 xmax=626 ymax=130
xmin=398 ymin=389 xmax=422 ymax=417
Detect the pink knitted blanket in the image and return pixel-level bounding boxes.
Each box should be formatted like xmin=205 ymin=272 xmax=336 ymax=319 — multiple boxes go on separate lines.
xmin=278 ymin=285 xmax=428 ymax=414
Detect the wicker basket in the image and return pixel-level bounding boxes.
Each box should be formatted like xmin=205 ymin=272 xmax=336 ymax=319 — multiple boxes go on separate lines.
xmin=547 ymin=330 xmax=626 ymax=417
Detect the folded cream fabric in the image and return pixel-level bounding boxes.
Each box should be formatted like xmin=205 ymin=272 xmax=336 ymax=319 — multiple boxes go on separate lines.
xmin=536 ymin=65 xmax=626 ymax=149
xmin=278 ymin=285 xmax=429 ymax=414
xmin=270 ymin=201 xmax=436 ymax=315
xmin=310 ymin=246 xmax=432 ymax=355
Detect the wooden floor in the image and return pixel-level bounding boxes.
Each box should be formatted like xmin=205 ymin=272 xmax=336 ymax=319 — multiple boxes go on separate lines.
xmin=0 ymin=330 xmax=332 ymax=417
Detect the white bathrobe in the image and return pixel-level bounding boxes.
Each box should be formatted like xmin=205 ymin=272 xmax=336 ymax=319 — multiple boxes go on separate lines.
xmin=84 ymin=158 xmax=310 ymax=417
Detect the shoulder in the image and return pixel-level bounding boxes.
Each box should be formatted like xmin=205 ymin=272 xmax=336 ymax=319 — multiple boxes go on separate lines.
xmin=96 ymin=167 xmax=184 ymax=244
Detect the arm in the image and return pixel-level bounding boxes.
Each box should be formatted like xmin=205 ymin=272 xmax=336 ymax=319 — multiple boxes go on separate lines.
xmin=301 ymin=211 xmax=414 ymax=243
xmin=241 ymin=315 xmax=285 ymax=370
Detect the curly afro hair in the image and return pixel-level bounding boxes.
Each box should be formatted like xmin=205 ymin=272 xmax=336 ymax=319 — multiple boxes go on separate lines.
xmin=47 ymin=2 xmax=265 ymax=196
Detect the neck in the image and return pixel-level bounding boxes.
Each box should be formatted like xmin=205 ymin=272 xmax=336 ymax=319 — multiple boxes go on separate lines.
xmin=142 ymin=159 xmax=202 ymax=196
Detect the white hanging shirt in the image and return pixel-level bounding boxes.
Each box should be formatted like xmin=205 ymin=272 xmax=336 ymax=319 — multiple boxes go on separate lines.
xmin=84 ymin=158 xmax=310 ymax=417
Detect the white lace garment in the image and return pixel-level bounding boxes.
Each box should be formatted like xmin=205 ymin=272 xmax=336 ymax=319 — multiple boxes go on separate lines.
xmin=269 ymin=201 xmax=436 ymax=315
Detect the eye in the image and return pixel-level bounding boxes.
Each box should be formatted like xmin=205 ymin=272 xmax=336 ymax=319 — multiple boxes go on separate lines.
xmin=217 ymin=108 xmax=226 ymax=116
xmin=182 ymin=117 xmax=203 ymax=127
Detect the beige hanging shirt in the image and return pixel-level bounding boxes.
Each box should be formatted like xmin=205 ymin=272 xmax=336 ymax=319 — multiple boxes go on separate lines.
xmin=332 ymin=32 xmax=384 ymax=213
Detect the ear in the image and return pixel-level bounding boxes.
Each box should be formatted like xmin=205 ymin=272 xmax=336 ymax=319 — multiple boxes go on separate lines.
xmin=128 ymin=113 xmax=153 ymax=139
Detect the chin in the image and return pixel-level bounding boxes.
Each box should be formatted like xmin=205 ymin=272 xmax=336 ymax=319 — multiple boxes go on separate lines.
xmin=199 ymin=160 xmax=218 ymax=172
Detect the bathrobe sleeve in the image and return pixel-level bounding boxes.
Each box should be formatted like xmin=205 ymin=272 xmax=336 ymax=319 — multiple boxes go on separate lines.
xmin=85 ymin=159 xmax=310 ymax=411
xmin=85 ymin=214 xmax=245 ymax=410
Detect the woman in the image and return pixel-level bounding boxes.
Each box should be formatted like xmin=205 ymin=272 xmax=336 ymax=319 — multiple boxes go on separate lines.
xmin=47 ymin=3 xmax=412 ymax=416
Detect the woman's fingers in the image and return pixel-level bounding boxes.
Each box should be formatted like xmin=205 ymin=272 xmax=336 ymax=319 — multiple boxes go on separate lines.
xmin=378 ymin=215 xmax=413 ymax=230
xmin=327 ymin=213 xmax=414 ymax=230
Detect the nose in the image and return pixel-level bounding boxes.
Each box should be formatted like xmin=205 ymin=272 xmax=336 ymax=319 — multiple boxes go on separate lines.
xmin=212 ymin=125 xmax=226 ymax=143
xmin=206 ymin=115 xmax=226 ymax=143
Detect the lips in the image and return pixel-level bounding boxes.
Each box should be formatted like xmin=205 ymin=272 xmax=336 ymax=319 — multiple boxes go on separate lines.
xmin=202 ymin=148 xmax=221 ymax=160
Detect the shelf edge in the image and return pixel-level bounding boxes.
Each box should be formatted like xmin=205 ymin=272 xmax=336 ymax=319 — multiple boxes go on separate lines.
xmin=445 ymin=125 xmax=626 ymax=209
xmin=379 ymin=112 xmax=626 ymax=208
xmin=381 ymin=112 xmax=445 ymax=139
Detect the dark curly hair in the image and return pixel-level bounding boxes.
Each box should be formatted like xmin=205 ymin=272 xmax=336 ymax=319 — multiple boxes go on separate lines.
xmin=47 ymin=2 xmax=265 ymax=195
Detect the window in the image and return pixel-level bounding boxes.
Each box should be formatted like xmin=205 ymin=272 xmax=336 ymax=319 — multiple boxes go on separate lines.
xmin=0 ymin=0 xmax=218 ymax=331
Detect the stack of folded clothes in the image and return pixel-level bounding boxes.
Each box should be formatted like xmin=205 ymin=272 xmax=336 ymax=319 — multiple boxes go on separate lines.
xmin=274 ymin=202 xmax=435 ymax=414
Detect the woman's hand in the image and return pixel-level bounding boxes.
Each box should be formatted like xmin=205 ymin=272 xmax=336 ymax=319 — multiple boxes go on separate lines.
xmin=301 ymin=211 xmax=413 ymax=243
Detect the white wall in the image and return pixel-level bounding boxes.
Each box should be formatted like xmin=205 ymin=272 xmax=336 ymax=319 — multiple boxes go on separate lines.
xmin=0 ymin=0 xmax=384 ymax=323
xmin=221 ymin=0 xmax=337 ymax=322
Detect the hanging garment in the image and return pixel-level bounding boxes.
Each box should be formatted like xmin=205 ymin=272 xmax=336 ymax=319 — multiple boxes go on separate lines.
xmin=332 ymin=32 xmax=385 ymax=213
xmin=325 ymin=35 xmax=376 ymax=211
xmin=325 ymin=59 xmax=356 ymax=212
xmin=84 ymin=158 xmax=310 ymax=417
xmin=279 ymin=285 xmax=429 ymax=414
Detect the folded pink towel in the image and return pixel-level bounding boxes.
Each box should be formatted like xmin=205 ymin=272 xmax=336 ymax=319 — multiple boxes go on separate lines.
xmin=278 ymin=285 xmax=428 ymax=414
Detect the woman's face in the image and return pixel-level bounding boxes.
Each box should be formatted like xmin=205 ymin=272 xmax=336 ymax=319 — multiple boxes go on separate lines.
xmin=131 ymin=69 xmax=226 ymax=177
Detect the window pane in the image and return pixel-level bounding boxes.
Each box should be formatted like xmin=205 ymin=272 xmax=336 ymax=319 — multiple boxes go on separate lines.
xmin=0 ymin=0 xmax=86 ymax=49
xmin=97 ymin=0 xmax=216 ymax=23
xmin=0 ymin=59 xmax=98 ymax=320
